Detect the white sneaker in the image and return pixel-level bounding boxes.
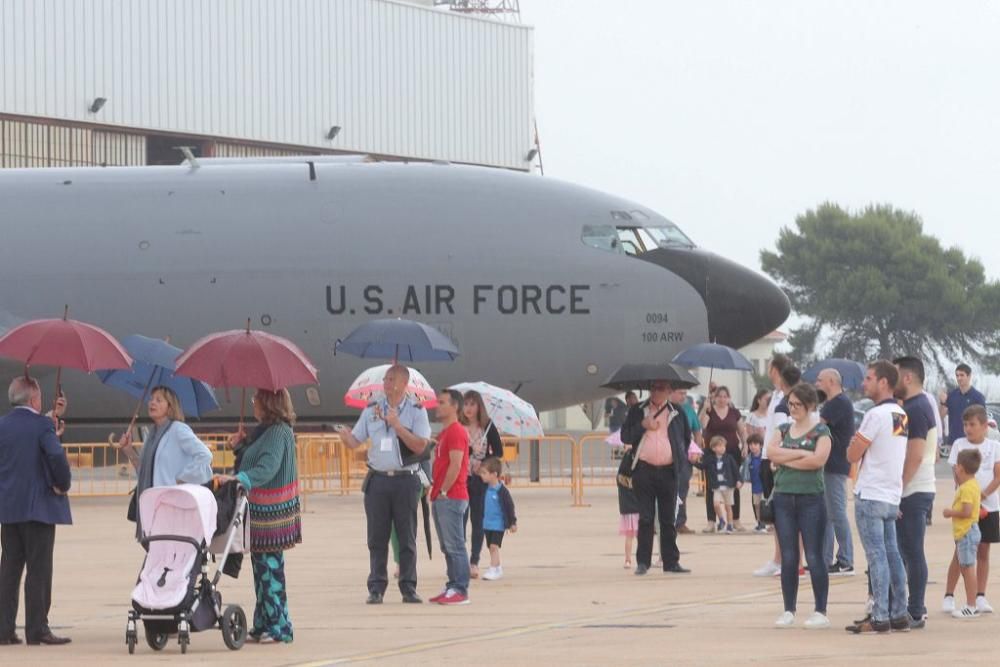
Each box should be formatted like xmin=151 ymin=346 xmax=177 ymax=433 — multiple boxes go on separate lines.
xmin=976 ymin=596 xmax=994 ymax=613
xmin=774 ymin=611 xmax=795 ymax=628
xmin=753 ymin=560 xmax=781 ymax=577
xmin=952 ymin=606 xmax=979 ymax=619
xmin=804 ymin=612 xmax=830 ymax=629
xmin=482 ymin=566 xmax=504 ymax=581
xmin=942 ymin=596 xmax=956 ymax=613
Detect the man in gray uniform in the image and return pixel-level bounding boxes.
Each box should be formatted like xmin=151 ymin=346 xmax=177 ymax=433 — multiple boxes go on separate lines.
xmin=337 ymin=365 xmax=432 ymax=604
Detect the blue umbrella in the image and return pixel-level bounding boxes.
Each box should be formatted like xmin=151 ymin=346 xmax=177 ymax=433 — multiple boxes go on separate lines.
xmin=98 ymin=334 xmax=220 ymax=420
xmin=802 ymin=358 xmax=865 ymax=391
xmin=334 ymin=318 xmax=460 ymax=362
xmin=672 ymin=343 xmax=754 ymax=372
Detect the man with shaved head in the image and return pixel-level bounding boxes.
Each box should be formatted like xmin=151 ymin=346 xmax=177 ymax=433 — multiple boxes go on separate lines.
xmin=337 ymin=364 xmax=432 ymax=605
xmin=816 ymin=368 xmax=856 ymax=576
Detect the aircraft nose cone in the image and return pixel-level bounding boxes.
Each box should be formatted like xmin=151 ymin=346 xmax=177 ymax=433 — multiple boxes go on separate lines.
xmin=638 ymin=248 xmax=790 ymax=349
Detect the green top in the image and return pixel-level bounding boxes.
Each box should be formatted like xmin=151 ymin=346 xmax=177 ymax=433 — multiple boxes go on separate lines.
xmin=773 ymin=422 xmax=831 ymax=495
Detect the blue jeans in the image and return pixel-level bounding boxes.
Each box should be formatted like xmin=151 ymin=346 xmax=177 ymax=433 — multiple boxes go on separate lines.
xmin=897 ymin=492 xmax=934 ymax=619
xmin=773 ymin=492 xmax=828 ymax=614
xmin=432 ymin=497 xmax=470 ymax=595
xmin=823 ymin=472 xmax=853 ymax=567
xmin=855 ymin=498 xmax=908 ymax=622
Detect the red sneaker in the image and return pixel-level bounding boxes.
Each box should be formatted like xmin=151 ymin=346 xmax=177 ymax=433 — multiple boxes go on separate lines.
xmin=438 ymin=590 xmax=470 ymax=605
xmin=429 ymin=589 xmax=450 ymax=604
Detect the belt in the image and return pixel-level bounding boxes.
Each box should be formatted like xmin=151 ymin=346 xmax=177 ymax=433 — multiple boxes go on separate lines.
xmin=637 ymin=460 xmax=675 ymax=469
xmin=368 ymin=468 xmax=416 ymax=477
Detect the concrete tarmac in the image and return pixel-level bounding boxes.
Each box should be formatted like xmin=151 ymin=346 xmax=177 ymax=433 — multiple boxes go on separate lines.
xmin=1 ymin=476 xmax=996 ymax=666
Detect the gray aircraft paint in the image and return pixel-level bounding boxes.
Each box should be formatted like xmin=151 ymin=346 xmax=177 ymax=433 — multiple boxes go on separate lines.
xmin=0 ymin=159 xmax=788 ymax=424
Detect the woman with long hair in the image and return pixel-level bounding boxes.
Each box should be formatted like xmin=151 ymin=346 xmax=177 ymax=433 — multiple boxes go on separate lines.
xmin=700 ymin=386 xmax=748 ymax=531
xmin=224 ymin=389 xmax=302 ymax=644
xmin=460 ymin=390 xmax=503 ymax=579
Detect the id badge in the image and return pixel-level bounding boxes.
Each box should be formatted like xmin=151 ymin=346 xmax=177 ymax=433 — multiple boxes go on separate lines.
xmin=380 ymin=436 xmax=394 ymax=452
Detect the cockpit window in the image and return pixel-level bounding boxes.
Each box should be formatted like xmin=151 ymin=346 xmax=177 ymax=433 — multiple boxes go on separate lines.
xmin=581 ymin=219 xmax=695 ymax=256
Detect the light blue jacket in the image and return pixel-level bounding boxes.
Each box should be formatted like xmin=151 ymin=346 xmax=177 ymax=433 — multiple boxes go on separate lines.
xmin=148 ymin=422 xmax=214 ymax=487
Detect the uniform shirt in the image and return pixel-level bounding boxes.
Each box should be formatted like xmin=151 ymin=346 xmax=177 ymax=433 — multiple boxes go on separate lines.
xmin=819 ymin=392 xmax=854 ymax=476
xmin=351 ymin=396 xmax=432 ymax=472
xmin=952 ymin=478 xmax=982 ymax=540
xmin=949 ymin=438 xmax=1000 ymax=513
xmin=946 ymin=386 xmax=986 ymax=445
xmin=762 ymin=389 xmax=789 ymax=460
xmin=853 ymin=399 xmax=909 ymax=505
xmin=638 ymin=402 xmax=676 ymax=466
xmin=902 ymin=393 xmax=938 ymax=497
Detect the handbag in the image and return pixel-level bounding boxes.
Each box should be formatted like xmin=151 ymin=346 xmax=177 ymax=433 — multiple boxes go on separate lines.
xmin=759 ymin=493 xmax=775 ymax=524
xmin=126 ymin=487 xmax=138 ymax=522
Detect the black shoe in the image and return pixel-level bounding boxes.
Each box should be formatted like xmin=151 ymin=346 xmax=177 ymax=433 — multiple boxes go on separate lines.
xmin=889 ymin=616 xmax=911 ymax=632
xmin=664 ymin=563 xmax=691 ymax=574
xmin=852 ymin=612 xmax=872 ymax=625
xmin=401 ymin=592 xmax=423 ymax=604
xmin=845 ymin=618 xmax=890 ymax=634
xmin=828 ymin=562 xmax=856 ymax=577
xmin=909 ymin=615 xmax=926 ymax=630
xmin=26 ymin=633 xmax=71 ymax=645
xmin=634 ymin=564 xmax=649 ymax=576
xmin=366 ymin=592 xmax=384 ymax=605
xmin=0 ymin=634 xmax=22 ymax=645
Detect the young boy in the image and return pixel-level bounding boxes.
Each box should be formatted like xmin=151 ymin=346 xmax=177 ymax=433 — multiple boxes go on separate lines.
xmin=695 ymin=436 xmax=741 ymax=534
xmin=742 ymin=433 xmax=767 ymax=533
xmin=944 ymin=448 xmax=983 ymax=619
xmin=945 ymin=405 xmax=1000 ymax=614
xmin=477 ymin=457 xmax=517 ymax=580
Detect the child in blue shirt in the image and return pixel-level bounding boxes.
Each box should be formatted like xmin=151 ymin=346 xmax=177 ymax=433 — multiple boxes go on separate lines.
xmin=741 ymin=433 xmax=767 ymax=533
xmin=477 ymin=457 xmax=517 ymax=581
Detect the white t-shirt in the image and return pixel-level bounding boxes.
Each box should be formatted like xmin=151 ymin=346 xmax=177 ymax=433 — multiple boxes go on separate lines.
xmin=949 ymin=438 xmax=1000 ymax=513
xmin=902 ymin=393 xmax=939 ymax=498
xmin=853 ymin=400 xmax=909 ymax=506
xmin=762 ymin=389 xmax=789 ymax=460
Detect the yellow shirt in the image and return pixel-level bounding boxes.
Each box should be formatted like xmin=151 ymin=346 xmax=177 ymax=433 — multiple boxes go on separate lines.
xmin=952 ymin=478 xmax=982 ymax=540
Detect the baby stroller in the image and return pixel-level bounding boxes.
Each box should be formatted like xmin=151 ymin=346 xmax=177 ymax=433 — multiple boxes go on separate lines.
xmin=125 ymin=483 xmax=248 ymax=654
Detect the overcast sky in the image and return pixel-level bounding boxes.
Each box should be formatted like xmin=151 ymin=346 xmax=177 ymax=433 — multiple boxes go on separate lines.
xmin=519 ymin=1 xmax=1000 ymax=289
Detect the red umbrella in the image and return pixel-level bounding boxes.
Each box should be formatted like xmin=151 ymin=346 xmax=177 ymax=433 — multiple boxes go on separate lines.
xmin=0 ymin=305 xmax=132 ymax=411
xmin=174 ymin=320 xmax=318 ymax=426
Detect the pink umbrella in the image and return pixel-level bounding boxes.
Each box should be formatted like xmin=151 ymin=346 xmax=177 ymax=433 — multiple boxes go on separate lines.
xmin=0 ymin=305 xmax=132 ymax=411
xmin=175 ymin=320 xmax=318 ymax=427
xmin=344 ymin=364 xmax=437 ymax=409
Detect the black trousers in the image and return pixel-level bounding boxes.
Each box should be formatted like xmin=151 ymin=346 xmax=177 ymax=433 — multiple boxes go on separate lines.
xmin=364 ymin=473 xmax=420 ymax=596
xmin=464 ymin=474 xmax=487 ymax=566
xmin=633 ymin=461 xmax=679 ymax=568
xmin=0 ymin=522 xmax=56 ymax=641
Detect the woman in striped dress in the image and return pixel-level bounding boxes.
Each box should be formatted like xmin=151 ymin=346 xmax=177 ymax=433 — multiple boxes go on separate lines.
xmin=227 ymin=388 xmax=302 ymax=644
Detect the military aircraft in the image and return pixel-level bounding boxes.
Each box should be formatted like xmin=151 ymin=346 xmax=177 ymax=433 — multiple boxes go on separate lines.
xmin=0 ymin=155 xmax=789 ymax=425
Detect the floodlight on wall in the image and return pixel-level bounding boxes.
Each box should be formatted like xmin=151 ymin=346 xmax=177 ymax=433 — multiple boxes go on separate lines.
xmin=525 ymin=147 xmax=539 ymax=162
xmin=326 ymin=125 xmax=341 ymax=140
xmin=89 ymin=97 xmax=107 ymax=113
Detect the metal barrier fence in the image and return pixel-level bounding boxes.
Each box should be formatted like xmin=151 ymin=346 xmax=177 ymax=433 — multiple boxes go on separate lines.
xmin=63 ymin=432 xmax=702 ymax=508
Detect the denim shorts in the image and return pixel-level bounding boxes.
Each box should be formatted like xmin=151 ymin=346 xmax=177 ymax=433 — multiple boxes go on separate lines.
xmin=957 ymin=524 xmax=982 ymax=567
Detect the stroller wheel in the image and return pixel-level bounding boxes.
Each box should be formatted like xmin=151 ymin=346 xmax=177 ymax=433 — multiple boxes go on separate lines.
xmin=145 ymin=631 xmax=168 ymax=651
xmin=221 ymin=605 xmax=248 ymax=650
xmin=126 ymin=631 xmax=136 ymax=655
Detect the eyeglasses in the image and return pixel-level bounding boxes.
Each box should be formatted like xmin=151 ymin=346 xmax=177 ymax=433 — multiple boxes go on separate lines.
xmin=788 ymin=400 xmax=804 ymax=409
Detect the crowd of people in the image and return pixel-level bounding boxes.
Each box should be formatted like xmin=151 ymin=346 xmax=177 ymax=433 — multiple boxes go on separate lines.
xmin=614 ymin=352 xmax=998 ymax=632
xmin=0 ymin=365 xmax=519 ymax=649
xmin=2 ymin=352 xmax=995 ymax=647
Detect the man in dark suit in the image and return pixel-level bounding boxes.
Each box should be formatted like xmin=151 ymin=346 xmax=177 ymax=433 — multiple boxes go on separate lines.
xmin=0 ymin=376 xmax=72 ymax=646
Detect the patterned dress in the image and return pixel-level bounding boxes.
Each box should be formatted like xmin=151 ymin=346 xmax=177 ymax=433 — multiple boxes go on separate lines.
xmin=235 ymin=421 xmax=301 ymax=643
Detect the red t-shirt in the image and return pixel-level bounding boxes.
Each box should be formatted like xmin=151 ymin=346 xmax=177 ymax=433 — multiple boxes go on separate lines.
xmin=432 ymin=421 xmax=470 ymax=500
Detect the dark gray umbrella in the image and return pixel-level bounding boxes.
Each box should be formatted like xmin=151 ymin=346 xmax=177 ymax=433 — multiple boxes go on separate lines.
xmin=601 ymin=362 xmax=700 ymax=391
xmin=334 ymin=318 xmax=460 ymax=363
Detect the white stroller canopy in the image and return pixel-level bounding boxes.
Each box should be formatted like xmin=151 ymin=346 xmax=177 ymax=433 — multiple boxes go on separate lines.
xmin=139 ymin=484 xmax=218 ymax=543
